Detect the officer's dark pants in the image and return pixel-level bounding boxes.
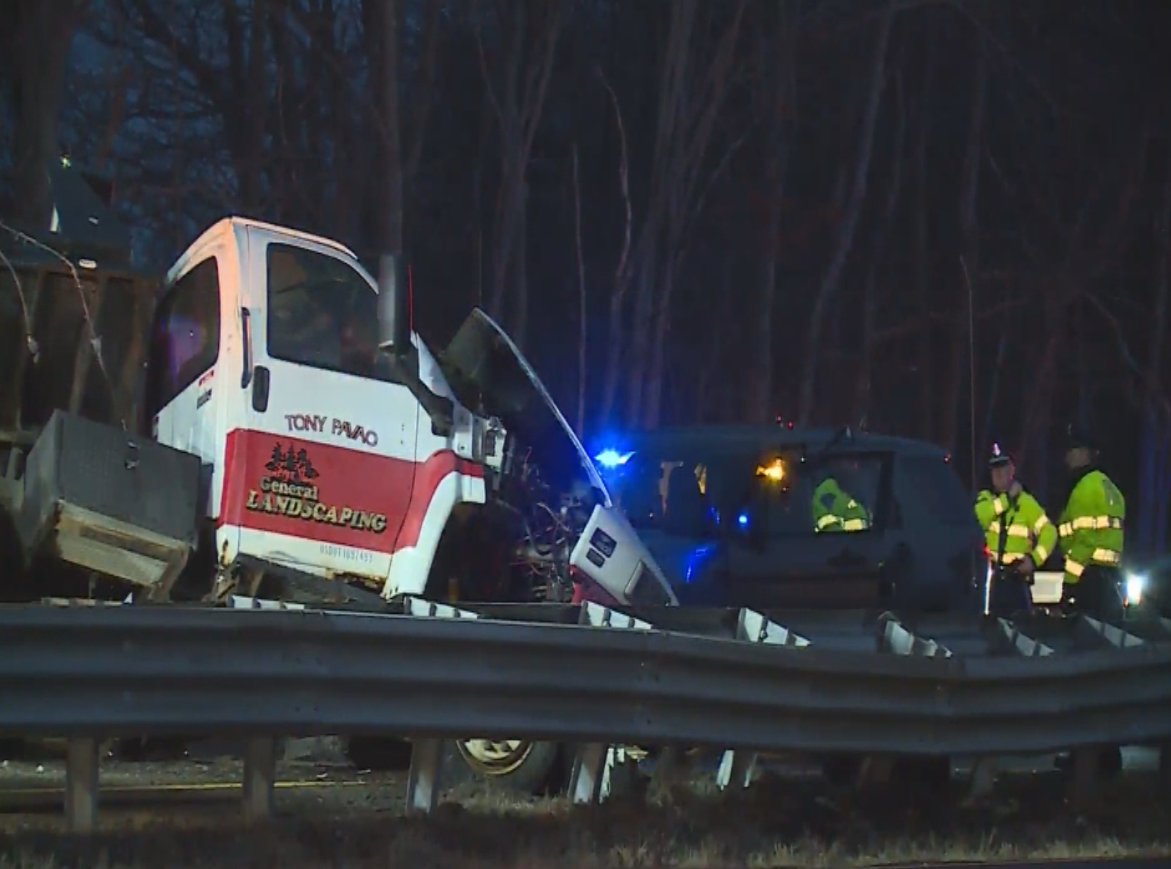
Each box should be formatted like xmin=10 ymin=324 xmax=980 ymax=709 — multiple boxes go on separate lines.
xmin=1062 ymin=566 xmax=1125 ymax=622
xmin=988 ymin=568 xmax=1032 ymax=618
xmin=1057 ymin=566 xmax=1125 ymax=777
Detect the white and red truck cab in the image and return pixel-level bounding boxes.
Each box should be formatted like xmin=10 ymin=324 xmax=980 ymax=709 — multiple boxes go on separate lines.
xmin=141 ymin=216 xmax=676 ymax=608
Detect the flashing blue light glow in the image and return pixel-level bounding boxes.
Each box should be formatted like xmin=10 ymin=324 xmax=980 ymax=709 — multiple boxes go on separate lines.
xmin=737 ymin=512 xmax=750 ymax=528
xmin=683 ymin=543 xmax=719 ymax=584
xmin=595 ymin=448 xmax=635 ymax=469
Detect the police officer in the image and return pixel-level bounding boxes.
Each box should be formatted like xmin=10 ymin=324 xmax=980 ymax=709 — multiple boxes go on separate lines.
xmin=1056 ymin=423 xmax=1126 ymax=620
xmin=974 ymin=443 xmax=1057 ymax=616
xmin=811 ymin=468 xmax=871 ymax=534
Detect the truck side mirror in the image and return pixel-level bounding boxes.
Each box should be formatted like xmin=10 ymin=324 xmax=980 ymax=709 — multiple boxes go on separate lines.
xmin=377 ymin=252 xmax=410 ymax=358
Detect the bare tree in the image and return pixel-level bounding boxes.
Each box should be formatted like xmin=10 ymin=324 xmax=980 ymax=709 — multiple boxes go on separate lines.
xmin=571 ymin=142 xmax=586 ymax=432
xmin=2 ymin=0 xmax=90 ymax=227
xmin=944 ymin=32 xmax=987 ymax=476
xmin=364 ymin=0 xmax=404 ymax=253
xmin=745 ymin=0 xmax=798 ymax=424
xmin=598 ymin=0 xmax=747 ymax=429
xmin=796 ymin=1 xmax=894 ymax=426
xmin=474 ymin=0 xmax=566 ymax=346
xmin=852 ymin=65 xmax=907 ymax=428
xmin=1136 ymin=139 xmax=1171 ymax=554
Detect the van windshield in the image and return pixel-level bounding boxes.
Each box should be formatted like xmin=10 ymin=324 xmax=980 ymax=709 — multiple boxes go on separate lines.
xmin=607 ymin=447 xmax=888 ymax=540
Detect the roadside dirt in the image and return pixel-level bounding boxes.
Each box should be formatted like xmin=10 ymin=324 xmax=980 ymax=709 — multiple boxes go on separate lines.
xmin=0 ymin=744 xmax=1168 ymax=868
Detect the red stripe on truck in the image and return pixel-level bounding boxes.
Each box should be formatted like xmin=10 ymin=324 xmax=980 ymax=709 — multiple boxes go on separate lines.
xmin=218 ymin=429 xmax=483 ymax=555
xmin=395 ymin=451 xmax=484 ymax=549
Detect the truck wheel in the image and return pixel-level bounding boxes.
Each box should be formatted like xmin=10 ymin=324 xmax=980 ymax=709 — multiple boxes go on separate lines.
xmin=447 ymin=738 xmax=564 ymax=795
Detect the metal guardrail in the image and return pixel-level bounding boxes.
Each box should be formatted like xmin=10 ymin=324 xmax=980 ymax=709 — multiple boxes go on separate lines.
xmin=0 ymin=599 xmax=1169 ymax=830
xmin=2 ymin=601 xmax=1170 ymax=751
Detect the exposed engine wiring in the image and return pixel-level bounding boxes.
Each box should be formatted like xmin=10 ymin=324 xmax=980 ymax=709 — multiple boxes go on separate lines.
xmin=483 ymin=430 xmax=601 ymax=602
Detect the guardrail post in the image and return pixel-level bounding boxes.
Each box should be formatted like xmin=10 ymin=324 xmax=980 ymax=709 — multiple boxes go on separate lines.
xmin=857 ymin=756 xmax=896 ymax=788
xmin=569 ymin=743 xmax=608 ymax=804
xmin=65 ymin=737 xmax=99 ymax=833
xmin=1069 ymin=747 xmax=1099 ymax=807
xmin=717 ymin=747 xmax=757 ymax=791
xmin=965 ymin=618 xmax=1055 ymax=801
xmin=600 ymin=746 xmax=643 ymax=802
xmin=574 ymin=602 xmax=653 ymax=804
xmin=717 ymin=609 xmax=809 ymax=791
xmin=243 ymin=737 xmax=277 ymax=822
xmin=996 ymin=618 xmax=1055 ymax=657
xmin=1079 ymin=615 xmax=1146 ymax=649
xmin=967 ymin=757 xmax=998 ymax=802
xmin=865 ymin=614 xmax=951 ymax=793
xmin=406 ymin=738 xmax=444 ymax=814
xmin=399 ymin=597 xmax=477 ymax=812
xmin=649 ymin=746 xmax=690 ymax=794
xmin=877 ymin=614 xmax=952 ymax=658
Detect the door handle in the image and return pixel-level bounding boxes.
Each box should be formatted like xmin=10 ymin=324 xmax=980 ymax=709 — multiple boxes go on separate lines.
xmin=240 ymin=307 xmax=253 ymax=388
xmin=252 ymin=365 xmax=270 ymax=412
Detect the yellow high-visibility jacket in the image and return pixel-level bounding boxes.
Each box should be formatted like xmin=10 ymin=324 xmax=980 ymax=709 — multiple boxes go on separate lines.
xmin=1057 ymin=469 xmax=1125 ymax=584
xmin=812 ymin=477 xmax=871 ymax=533
xmin=973 ymin=488 xmax=1057 ymax=569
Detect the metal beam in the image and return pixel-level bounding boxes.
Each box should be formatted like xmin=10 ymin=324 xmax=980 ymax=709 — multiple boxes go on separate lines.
xmin=1079 ymin=615 xmax=1146 ymax=649
xmin=242 ymin=737 xmax=276 ymax=823
xmin=997 ymin=617 xmax=1055 ymax=657
xmin=569 ymin=743 xmax=607 ymax=804
xmin=2 ymin=604 xmax=1169 ymax=758
xmin=878 ymin=614 xmax=953 ymax=658
xmin=65 ymin=737 xmax=99 ymax=833
xmin=406 ymin=738 xmax=444 ymax=814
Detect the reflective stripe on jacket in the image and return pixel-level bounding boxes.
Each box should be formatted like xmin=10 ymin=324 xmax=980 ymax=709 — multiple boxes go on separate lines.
xmin=973 ymin=488 xmax=1057 ymax=568
xmin=812 ymin=477 xmax=871 ymax=533
xmin=1057 ymin=469 xmax=1125 ymax=584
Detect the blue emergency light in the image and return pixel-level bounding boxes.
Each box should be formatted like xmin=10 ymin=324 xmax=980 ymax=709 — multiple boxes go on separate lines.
xmin=594 ymin=448 xmax=635 ymax=469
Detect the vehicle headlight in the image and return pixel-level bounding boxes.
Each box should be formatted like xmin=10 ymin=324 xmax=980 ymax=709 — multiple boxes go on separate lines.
xmin=1125 ymin=572 xmax=1146 ymax=606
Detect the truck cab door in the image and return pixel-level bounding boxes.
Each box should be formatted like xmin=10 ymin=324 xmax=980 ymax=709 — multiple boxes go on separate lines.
xmin=216 ymin=224 xmax=421 ymax=590
xmin=145 ymin=237 xmax=230 ymax=525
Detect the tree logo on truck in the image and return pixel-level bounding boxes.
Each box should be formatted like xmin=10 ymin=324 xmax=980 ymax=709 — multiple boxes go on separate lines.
xmin=245 ymin=440 xmax=388 ymax=534
xmin=265 ymin=444 xmax=319 ymax=484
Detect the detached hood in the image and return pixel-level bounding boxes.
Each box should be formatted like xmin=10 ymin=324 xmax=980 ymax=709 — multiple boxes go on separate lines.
xmin=440 ymin=309 xmax=609 ymax=503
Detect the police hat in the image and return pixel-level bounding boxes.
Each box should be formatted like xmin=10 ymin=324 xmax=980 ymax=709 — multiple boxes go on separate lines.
xmin=988 ymin=442 xmax=1013 ymax=469
xmin=1063 ymin=422 xmax=1097 ymax=452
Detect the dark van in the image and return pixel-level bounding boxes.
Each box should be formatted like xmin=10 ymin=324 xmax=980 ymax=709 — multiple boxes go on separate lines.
xmin=593 ymin=425 xmax=985 ymax=614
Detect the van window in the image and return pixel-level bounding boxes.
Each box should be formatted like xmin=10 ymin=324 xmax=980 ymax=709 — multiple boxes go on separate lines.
xmin=144 ymin=257 xmax=220 ymax=418
xmin=613 ymin=456 xmax=720 ymax=539
xmin=757 ymin=451 xmax=888 ymax=537
xmin=266 ymin=243 xmax=384 ymax=380
xmin=610 ymin=447 xmax=889 ymax=539
xmin=899 ymin=455 xmax=973 ymax=525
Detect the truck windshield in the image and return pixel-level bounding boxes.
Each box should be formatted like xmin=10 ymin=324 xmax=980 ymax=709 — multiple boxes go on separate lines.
xmin=266 ymin=242 xmax=392 ymax=381
xmin=609 ymin=448 xmax=887 ymax=539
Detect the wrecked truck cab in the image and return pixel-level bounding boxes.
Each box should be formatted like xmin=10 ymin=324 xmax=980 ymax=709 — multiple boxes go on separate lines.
xmin=438 ymin=309 xmax=677 ymax=607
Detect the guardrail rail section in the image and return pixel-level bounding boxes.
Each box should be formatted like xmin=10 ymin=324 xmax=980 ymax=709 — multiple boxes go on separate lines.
xmin=0 ymin=597 xmax=1169 ymax=832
